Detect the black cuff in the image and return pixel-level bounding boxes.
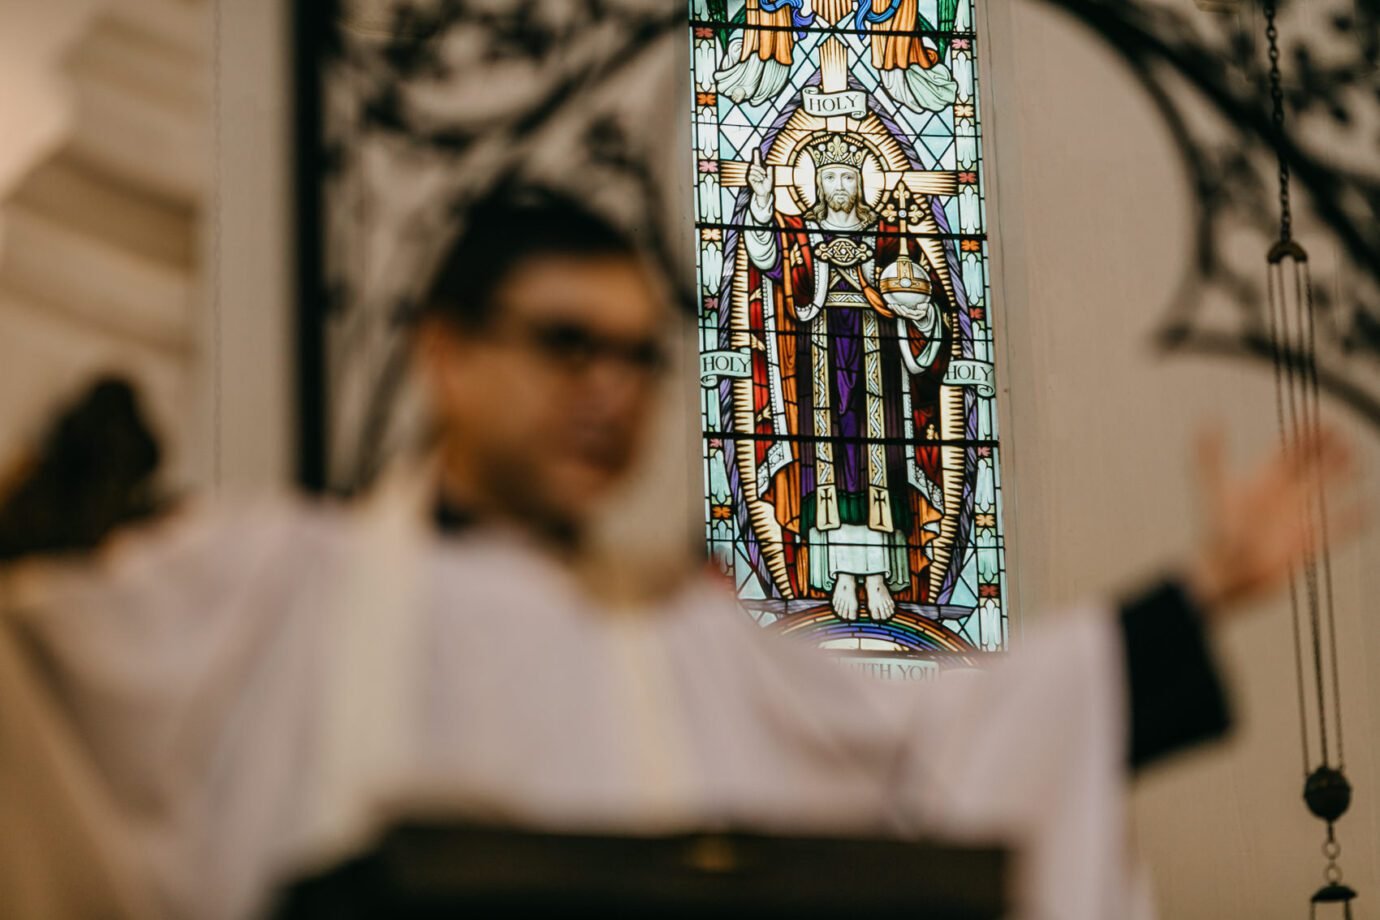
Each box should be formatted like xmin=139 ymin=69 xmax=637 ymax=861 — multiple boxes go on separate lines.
xmin=1120 ymin=580 xmax=1232 ymax=770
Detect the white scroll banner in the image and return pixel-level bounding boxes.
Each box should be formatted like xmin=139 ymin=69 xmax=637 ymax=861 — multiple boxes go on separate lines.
xmin=802 ymin=87 xmax=868 ymax=119
xmin=942 ymin=359 xmax=996 ymax=397
xmin=700 ymin=348 xmax=753 ymax=387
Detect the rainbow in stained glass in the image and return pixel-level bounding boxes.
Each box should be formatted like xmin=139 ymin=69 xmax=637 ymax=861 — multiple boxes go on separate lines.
xmin=690 ymin=0 xmax=1006 ymax=666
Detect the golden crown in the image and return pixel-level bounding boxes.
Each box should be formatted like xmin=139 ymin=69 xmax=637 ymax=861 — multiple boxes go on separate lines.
xmin=807 ymin=134 xmax=868 ymax=170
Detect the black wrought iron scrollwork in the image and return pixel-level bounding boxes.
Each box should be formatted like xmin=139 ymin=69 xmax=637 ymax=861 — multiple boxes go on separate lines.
xmin=1027 ymin=0 xmax=1380 ymax=430
xmin=316 ymin=0 xmax=692 ymax=488
xmin=310 ymin=0 xmax=1380 ymax=487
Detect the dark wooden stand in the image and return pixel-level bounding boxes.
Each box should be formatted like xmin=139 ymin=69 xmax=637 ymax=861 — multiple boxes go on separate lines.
xmin=273 ymin=823 xmax=1008 ymax=919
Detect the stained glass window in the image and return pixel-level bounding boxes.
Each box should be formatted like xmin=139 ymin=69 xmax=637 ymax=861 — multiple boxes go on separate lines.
xmin=690 ymin=0 xmax=1006 ymax=675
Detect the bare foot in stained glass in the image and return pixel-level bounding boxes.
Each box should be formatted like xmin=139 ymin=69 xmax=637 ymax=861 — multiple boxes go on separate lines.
xmin=865 ymin=574 xmax=895 ymax=621
xmin=831 ymin=573 xmax=859 ymax=620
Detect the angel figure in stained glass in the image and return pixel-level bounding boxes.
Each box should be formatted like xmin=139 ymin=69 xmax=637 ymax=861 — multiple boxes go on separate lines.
xmin=714 ymin=0 xmax=814 ymax=105
xmin=858 ymin=0 xmax=960 ymax=113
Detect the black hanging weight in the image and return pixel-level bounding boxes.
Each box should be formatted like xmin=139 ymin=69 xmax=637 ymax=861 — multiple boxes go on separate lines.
xmin=1311 ymin=882 xmax=1356 ymax=920
xmin=1304 ymin=766 xmax=1352 ymax=822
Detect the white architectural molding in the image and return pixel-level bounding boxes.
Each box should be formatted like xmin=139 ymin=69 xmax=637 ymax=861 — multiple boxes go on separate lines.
xmin=0 ymin=0 xmax=207 ymax=482
xmin=65 ymin=5 xmax=208 ymax=204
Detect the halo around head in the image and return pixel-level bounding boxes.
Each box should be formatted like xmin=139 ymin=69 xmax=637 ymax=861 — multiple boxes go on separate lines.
xmin=782 ymin=130 xmax=889 ymax=213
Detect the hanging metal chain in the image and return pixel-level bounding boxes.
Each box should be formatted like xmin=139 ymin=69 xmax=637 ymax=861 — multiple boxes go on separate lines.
xmin=1256 ymin=13 xmax=1320 ymax=760
xmin=1264 ymin=0 xmax=1292 ymax=243
xmin=1261 ymin=0 xmax=1349 ymax=774
xmin=1283 ymin=255 xmax=1333 ymax=768
xmin=1260 ymin=6 xmax=1356 ymax=909
xmin=1301 ymin=257 xmax=1346 ymax=768
xmin=1266 ymin=262 xmax=1314 ymax=777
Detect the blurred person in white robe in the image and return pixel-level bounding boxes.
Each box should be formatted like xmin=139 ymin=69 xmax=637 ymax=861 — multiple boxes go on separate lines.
xmin=0 ymin=187 xmax=1363 ymax=920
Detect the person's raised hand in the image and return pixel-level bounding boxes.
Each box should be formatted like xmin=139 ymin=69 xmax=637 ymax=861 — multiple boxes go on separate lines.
xmin=747 ymin=148 xmax=772 ymax=203
xmin=1185 ymin=424 xmax=1366 ymax=619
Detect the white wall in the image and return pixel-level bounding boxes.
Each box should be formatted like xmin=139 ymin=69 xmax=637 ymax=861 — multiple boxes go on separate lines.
xmin=202 ymin=0 xmax=294 ymax=490
xmin=983 ymin=3 xmax=1380 ymax=915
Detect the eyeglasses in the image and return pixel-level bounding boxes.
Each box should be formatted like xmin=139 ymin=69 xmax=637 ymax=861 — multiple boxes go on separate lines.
xmin=483 ymin=316 xmax=667 ymax=378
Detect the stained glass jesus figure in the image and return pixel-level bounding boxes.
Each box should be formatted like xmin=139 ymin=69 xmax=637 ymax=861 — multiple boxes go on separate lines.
xmin=743 ymin=134 xmax=950 ymax=621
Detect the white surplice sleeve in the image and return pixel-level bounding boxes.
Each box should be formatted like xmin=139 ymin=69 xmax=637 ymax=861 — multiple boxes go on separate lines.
xmin=701 ymin=588 xmax=1138 ymax=920
xmin=902 ymin=613 xmax=1136 ymax=920
xmin=0 ymin=498 xmax=348 ymax=920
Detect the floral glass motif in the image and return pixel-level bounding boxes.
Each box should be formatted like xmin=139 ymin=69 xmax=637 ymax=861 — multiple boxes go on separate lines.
xmin=691 ymin=0 xmax=1006 ymax=673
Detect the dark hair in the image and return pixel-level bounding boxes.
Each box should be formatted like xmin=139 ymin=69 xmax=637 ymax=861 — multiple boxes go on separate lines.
xmin=422 ymin=186 xmax=637 ymax=329
xmin=0 ymin=377 xmax=162 ymax=560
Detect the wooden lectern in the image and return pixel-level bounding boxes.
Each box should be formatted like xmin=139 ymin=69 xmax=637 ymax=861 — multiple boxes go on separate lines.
xmin=273 ymin=823 xmax=1008 ymax=919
